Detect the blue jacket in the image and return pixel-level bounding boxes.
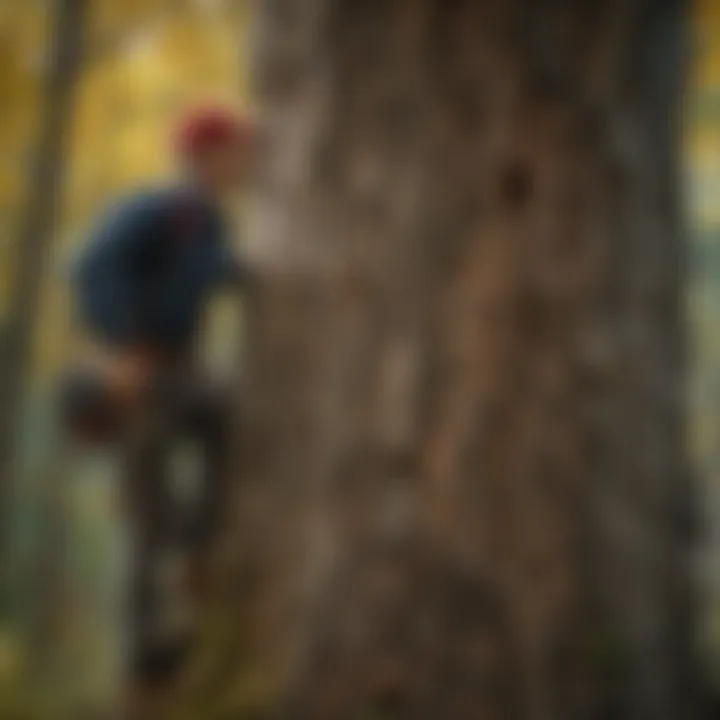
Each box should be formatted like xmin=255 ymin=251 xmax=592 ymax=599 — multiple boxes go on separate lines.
xmin=72 ymin=187 xmax=244 ymax=352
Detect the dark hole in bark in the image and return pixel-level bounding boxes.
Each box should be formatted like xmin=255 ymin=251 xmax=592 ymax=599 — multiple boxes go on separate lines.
xmin=500 ymin=161 xmax=534 ymax=208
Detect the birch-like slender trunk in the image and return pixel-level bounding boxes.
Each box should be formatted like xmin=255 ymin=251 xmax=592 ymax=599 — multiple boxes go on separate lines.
xmin=0 ymin=0 xmax=86 ymax=535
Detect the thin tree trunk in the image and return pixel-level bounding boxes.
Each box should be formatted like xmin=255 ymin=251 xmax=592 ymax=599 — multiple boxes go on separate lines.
xmin=0 ymin=0 xmax=86 ymax=543
xmin=187 ymin=1 xmax=697 ymax=719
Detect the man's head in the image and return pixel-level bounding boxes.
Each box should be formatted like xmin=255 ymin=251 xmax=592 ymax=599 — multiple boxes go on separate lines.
xmin=175 ymin=106 xmax=255 ymax=197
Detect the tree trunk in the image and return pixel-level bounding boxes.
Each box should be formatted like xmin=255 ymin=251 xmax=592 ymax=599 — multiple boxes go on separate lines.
xmin=0 ymin=0 xmax=86 ymax=531
xmin=198 ymin=1 xmax=697 ymax=719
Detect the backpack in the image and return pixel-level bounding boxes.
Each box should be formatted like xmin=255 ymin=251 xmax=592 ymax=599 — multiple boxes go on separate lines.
xmin=64 ymin=192 xmax=203 ymax=445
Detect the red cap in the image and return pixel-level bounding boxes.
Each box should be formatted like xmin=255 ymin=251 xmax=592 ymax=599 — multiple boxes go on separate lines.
xmin=175 ymin=106 xmax=254 ymax=159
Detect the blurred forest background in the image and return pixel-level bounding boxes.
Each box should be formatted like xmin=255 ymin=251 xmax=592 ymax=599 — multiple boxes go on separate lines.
xmin=0 ymin=0 xmax=717 ymax=716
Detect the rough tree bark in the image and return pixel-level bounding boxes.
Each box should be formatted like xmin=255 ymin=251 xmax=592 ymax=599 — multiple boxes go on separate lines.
xmin=190 ymin=1 xmax=697 ymax=719
xmin=0 ymin=0 xmax=86 ymax=530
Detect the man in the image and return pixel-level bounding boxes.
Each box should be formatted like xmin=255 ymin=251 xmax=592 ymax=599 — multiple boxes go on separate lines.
xmin=64 ymin=106 xmax=255 ymax=689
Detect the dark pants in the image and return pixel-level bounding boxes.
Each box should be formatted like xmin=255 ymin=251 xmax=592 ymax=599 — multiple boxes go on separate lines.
xmin=61 ymin=366 xmax=232 ymax=684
